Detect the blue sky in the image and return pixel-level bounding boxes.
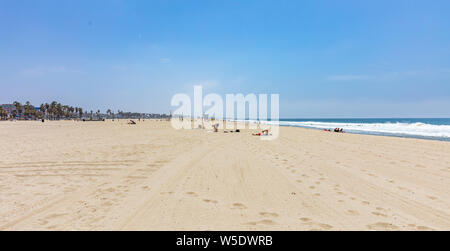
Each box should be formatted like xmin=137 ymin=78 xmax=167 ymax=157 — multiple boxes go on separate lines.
xmin=1 ymin=0 xmax=450 ymax=117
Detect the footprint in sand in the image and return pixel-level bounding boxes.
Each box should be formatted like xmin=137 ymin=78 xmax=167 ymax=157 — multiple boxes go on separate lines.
xmin=311 ymin=223 xmax=333 ymax=231
xmin=371 ymin=211 xmax=388 ymax=217
xmin=186 ymin=192 xmax=197 ymax=197
xmin=45 ymin=213 xmax=68 ymax=219
xmin=259 ymin=212 xmax=279 ymax=217
xmin=367 ymin=222 xmax=399 ymax=230
xmin=203 ymin=199 xmax=218 ymax=204
xmin=232 ymin=203 xmax=247 ymax=209
xmin=347 ymin=210 xmax=359 ymax=216
xmin=299 ymin=218 xmax=333 ymax=230
xmin=245 ymin=219 xmax=276 ymax=226
xmin=300 ymin=217 xmax=312 ymax=222
xmin=104 ymin=187 xmax=116 ymax=193
xmin=38 ymin=219 xmax=49 ymax=226
xmin=408 ymin=224 xmax=433 ymax=231
xmin=102 ymin=201 xmax=113 ymax=207
xmin=427 ymin=195 xmax=438 ymax=200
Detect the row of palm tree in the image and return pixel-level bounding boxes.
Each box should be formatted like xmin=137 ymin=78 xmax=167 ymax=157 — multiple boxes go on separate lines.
xmin=7 ymin=101 xmax=84 ymax=120
xmin=3 ymin=101 xmax=170 ymax=120
xmin=38 ymin=101 xmax=84 ymax=120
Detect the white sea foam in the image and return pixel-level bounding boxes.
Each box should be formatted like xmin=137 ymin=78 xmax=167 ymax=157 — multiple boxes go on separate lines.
xmin=276 ymin=121 xmax=450 ymax=138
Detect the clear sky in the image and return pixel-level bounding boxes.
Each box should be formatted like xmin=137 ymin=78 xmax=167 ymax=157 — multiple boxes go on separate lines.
xmin=1 ymin=0 xmax=450 ymax=118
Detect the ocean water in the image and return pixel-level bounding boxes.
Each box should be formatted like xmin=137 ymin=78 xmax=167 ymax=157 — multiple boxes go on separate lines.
xmin=276 ymin=118 xmax=450 ymax=141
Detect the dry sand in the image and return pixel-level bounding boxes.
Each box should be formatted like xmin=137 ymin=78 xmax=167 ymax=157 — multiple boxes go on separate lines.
xmin=1 ymin=120 xmax=450 ymax=230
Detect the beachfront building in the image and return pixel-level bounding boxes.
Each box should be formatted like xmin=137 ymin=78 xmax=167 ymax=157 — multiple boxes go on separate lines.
xmin=0 ymin=104 xmax=16 ymax=118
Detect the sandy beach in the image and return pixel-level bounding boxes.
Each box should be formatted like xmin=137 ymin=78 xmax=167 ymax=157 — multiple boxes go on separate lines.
xmin=1 ymin=120 xmax=450 ymax=230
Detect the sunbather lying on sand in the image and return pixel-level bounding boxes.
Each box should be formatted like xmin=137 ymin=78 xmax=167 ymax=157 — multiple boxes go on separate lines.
xmin=252 ymin=129 xmax=269 ymax=136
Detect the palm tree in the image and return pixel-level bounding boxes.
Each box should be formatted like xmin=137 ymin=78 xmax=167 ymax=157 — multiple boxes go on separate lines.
xmin=40 ymin=104 xmax=46 ymax=119
xmin=45 ymin=103 xmax=49 ymax=114
xmin=56 ymin=103 xmax=62 ymax=119
xmin=62 ymin=105 xmax=69 ymax=118
xmin=49 ymin=101 xmax=57 ymax=120
xmin=24 ymin=101 xmax=36 ymax=119
xmin=69 ymin=106 xmax=74 ymax=118
xmin=0 ymin=107 xmax=7 ymax=120
xmin=12 ymin=101 xmax=22 ymax=119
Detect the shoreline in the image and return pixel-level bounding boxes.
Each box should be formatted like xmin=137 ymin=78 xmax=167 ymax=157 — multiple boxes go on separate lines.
xmin=233 ymin=119 xmax=450 ymax=143
xmin=280 ymin=124 xmax=450 ymax=142
xmin=236 ymin=119 xmax=450 ymax=142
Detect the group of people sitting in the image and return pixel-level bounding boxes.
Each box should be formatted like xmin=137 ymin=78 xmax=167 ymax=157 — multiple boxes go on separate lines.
xmin=324 ymin=128 xmax=344 ymax=133
xmin=224 ymin=129 xmax=240 ymax=133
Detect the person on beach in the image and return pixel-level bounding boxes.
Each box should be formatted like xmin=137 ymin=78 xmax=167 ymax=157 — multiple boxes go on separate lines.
xmin=253 ymin=129 xmax=269 ymax=136
xmin=212 ymin=123 xmax=219 ymax=132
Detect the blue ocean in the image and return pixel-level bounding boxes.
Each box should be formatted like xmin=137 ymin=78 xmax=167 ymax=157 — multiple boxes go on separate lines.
xmin=276 ymin=118 xmax=450 ymax=141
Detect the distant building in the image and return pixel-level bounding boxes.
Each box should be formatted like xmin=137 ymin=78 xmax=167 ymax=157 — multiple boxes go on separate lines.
xmin=1 ymin=104 xmax=16 ymax=116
